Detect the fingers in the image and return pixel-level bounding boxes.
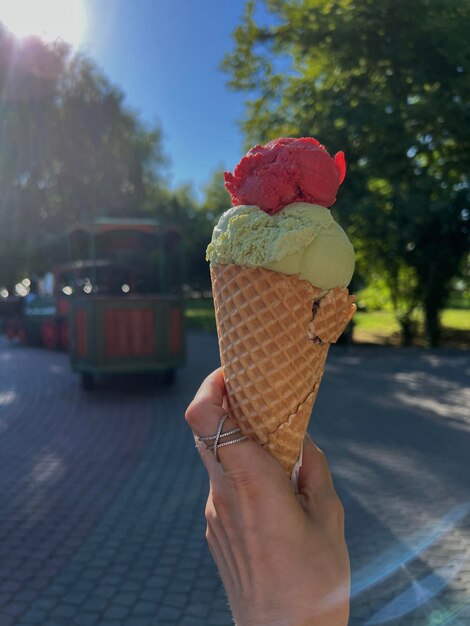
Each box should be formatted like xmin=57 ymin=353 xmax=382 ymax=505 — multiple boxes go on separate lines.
xmin=186 ymin=368 xmax=226 ymax=434
xmin=185 ymin=368 xmax=260 ymax=478
xmin=186 ymin=369 xmax=225 ymax=477
xmin=205 ymin=489 xmax=240 ymax=592
xmin=298 ymin=435 xmax=345 ymax=531
xmin=298 ymin=434 xmax=336 ymax=497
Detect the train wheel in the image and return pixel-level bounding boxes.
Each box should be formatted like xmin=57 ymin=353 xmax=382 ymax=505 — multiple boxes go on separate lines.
xmin=59 ymin=319 xmax=69 ymax=351
xmin=41 ymin=319 xmax=59 ymax=350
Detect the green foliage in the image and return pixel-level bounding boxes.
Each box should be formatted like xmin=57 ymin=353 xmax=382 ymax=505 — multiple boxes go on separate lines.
xmin=0 ymin=27 xmax=167 ymax=287
xmin=149 ymin=183 xmax=215 ymax=290
xmin=165 ymin=167 xmax=233 ymax=291
xmin=356 ymin=275 xmax=392 ymax=311
xmin=224 ymin=0 xmax=470 ymax=345
xmin=180 ymin=167 xmax=232 ymax=290
xmin=201 ymin=167 xmax=231 ymax=220
xmin=0 ymin=26 xmax=222 ymax=292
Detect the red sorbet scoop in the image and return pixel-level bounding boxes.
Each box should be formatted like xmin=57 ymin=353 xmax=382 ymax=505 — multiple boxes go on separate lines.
xmin=224 ymin=137 xmax=346 ymax=215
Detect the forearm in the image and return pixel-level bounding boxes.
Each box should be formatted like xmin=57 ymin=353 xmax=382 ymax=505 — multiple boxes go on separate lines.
xmin=234 ymin=615 xmax=337 ymax=626
xmin=232 ymin=600 xmax=347 ymax=626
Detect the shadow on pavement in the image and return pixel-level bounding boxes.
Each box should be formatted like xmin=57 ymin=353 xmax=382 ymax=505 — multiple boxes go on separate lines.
xmin=0 ymin=335 xmax=468 ymax=625
xmin=312 ymin=345 xmax=470 ymax=626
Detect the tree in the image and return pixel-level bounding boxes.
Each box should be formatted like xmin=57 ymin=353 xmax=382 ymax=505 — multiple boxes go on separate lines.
xmin=0 ymin=27 xmax=64 ymax=285
xmin=223 ymin=0 xmax=470 ymax=345
xmin=55 ymin=54 xmax=167 ymax=224
xmin=201 ymin=167 xmax=232 ymax=219
xmin=155 ymin=169 xmax=231 ymax=292
xmin=0 ymin=26 xmax=167 ymax=288
xmin=144 ymin=182 xmax=215 ymax=291
xmin=194 ymin=168 xmax=233 ymax=290
xmin=177 ymin=167 xmax=234 ymax=291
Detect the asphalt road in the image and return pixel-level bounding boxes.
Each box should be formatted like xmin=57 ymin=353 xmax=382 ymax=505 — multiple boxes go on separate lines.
xmin=0 ymin=333 xmax=469 ymax=626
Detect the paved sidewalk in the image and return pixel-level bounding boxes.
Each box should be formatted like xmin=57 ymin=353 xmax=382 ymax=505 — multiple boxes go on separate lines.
xmin=0 ymin=334 xmax=468 ymax=625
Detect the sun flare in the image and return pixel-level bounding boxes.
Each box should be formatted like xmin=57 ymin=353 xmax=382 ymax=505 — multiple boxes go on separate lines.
xmin=0 ymin=0 xmax=86 ymax=47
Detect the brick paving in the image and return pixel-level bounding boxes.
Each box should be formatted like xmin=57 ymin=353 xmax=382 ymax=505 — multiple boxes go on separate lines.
xmin=0 ymin=333 xmax=468 ymax=625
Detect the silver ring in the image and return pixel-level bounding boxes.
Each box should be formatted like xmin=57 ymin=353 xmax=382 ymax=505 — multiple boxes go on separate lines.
xmin=197 ymin=414 xmax=248 ymax=462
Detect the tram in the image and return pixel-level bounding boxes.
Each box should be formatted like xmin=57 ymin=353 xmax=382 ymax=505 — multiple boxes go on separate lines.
xmin=6 ymin=218 xmax=186 ymax=389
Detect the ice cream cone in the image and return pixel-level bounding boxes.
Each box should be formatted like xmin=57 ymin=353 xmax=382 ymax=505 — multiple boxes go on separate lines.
xmin=211 ymin=264 xmax=356 ymax=475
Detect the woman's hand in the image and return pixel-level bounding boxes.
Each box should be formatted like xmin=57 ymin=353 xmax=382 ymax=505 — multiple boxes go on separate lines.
xmin=185 ymin=369 xmax=350 ymax=626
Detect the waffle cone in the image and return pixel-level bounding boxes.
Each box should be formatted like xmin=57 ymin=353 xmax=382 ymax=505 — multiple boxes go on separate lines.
xmin=211 ymin=264 xmax=356 ymax=475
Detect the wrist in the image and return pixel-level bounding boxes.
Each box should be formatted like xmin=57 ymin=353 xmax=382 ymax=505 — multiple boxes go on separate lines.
xmin=234 ymin=608 xmax=344 ymax=626
xmin=234 ymin=610 xmax=317 ymax=626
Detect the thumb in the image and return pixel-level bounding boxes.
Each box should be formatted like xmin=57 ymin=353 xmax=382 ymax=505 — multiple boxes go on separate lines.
xmin=298 ymin=434 xmax=335 ymax=497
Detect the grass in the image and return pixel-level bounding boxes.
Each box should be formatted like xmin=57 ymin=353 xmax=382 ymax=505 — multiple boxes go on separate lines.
xmin=185 ymin=297 xmax=470 ymax=348
xmin=353 ymin=310 xmax=403 ymax=345
xmin=353 ymin=308 xmax=470 ymax=348
xmin=184 ymin=297 xmax=215 ymax=331
xmin=441 ymin=308 xmax=470 ymax=330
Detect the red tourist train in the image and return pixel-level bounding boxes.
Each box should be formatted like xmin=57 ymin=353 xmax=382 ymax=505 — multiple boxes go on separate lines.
xmin=5 ymin=218 xmax=186 ymax=388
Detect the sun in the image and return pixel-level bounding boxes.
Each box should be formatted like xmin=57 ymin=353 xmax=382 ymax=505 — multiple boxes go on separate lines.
xmin=0 ymin=0 xmax=86 ymax=48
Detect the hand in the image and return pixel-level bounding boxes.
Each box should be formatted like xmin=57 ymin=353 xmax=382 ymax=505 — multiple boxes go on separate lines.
xmin=185 ymin=369 xmax=350 ymax=626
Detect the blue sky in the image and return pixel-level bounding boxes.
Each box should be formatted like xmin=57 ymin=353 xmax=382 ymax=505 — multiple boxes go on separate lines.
xmin=82 ymin=0 xmax=251 ymax=196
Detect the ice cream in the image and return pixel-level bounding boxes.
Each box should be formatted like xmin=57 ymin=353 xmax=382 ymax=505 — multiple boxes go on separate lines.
xmin=207 ymin=137 xmax=356 ymax=477
xmin=224 ymin=137 xmax=346 ymax=213
xmin=206 ymin=202 xmax=355 ymax=291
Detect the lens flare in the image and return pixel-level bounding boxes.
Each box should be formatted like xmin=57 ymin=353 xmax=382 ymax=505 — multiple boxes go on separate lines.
xmin=352 ymin=503 xmax=470 ymax=598
xmin=0 ymin=0 xmax=86 ymax=48
xmin=365 ymin=555 xmax=468 ymax=624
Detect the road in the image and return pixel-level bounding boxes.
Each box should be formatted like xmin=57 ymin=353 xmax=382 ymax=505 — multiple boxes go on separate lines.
xmin=0 ymin=333 xmax=469 ymax=626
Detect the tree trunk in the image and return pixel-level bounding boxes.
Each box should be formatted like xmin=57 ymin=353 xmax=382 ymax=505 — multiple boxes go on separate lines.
xmin=424 ymin=300 xmax=441 ymax=347
xmin=399 ymin=316 xmax=415 ymax=346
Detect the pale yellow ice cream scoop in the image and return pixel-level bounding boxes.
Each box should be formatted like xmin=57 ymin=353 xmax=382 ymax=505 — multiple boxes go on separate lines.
xmin=206 ymin=202 xmax=355 ymax=290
